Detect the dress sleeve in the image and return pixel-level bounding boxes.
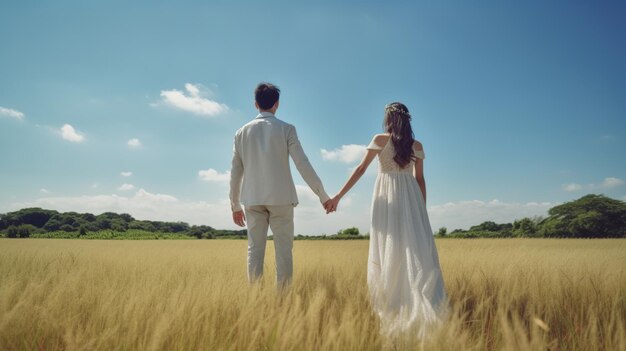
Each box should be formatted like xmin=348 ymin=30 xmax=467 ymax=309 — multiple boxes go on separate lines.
xmin=367 ymin=136 xmax=384 ymax=151
xmin=413 ymin=143 xmax=425 ymax=160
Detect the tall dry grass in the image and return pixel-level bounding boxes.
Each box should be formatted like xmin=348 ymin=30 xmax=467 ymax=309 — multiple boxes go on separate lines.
xmin=0 ymin=238 xmax=624 ymax=350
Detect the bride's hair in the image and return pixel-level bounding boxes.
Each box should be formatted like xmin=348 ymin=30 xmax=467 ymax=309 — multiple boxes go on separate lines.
xmin=383 ymin=102 xmax=415 ymax=168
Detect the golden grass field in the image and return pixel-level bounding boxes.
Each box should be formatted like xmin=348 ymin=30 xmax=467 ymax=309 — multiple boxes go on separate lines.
xmin=0 ymin=238 xmax=624 ymax=350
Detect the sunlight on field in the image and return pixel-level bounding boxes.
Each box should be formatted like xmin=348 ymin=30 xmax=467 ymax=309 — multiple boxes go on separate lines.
xmin=0 ymin=239 xmax=624 ymax=350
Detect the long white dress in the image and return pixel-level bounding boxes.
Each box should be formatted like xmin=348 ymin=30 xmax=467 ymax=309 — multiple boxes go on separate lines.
xmin=366 ymin=137 xmax=449 ymax=339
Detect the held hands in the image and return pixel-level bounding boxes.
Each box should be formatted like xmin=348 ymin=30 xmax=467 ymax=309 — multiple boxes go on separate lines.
xmin=232 ymin=210 xmax=246 ymax=227
xmin=323 ymin=199 xmax=335 ymax=214
xmin=323 ymin=195 xmax=342 ymax=214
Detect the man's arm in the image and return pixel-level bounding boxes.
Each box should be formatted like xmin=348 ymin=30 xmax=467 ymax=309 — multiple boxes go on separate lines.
xmin=287 ymin=125 xmax=331 ymax=204
xmin=229 ymin=132 xmax=244 ymax=218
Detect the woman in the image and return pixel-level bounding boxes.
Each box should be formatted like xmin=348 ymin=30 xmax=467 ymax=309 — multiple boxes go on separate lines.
xmin=329 ymin=102 xmax=449 ymax=339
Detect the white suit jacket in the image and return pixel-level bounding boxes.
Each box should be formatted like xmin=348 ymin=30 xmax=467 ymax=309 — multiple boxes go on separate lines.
xmin=229 ymin=112 xmax=330 ymax=212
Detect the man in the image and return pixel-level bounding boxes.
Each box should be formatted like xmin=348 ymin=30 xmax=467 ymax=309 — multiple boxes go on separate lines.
xmin=229 ymin=82 xmax=334 ymax=287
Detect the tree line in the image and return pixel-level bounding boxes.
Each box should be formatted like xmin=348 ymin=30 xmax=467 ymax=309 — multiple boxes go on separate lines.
xmin=0 ymin=209 xmax=245 ymax=239
xmin=435 ymin=194 xmax=626 ymax=238
xmin=1 ymin=194 xmax=624 ymax=239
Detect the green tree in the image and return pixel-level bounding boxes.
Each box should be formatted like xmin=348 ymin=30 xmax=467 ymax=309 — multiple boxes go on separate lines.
xmin=337 ymin=227 xmax=360 ymax=236
xmin=60 ymin=224 xmax=75 ymax=232
xmin=128 ymin=220 xmax=157 ymax=232
xmin=119 ymin=213 xmax=134 ymax=222
xmin=538 ymin=194 xmax=626 ymax=238
xmin=95 ymin=217 xmax=112 ymax=230
xmin=43 ymin=217 xmax=63 ymax=231
xmin=469 ymin=221 xmax=500 ymax=232
xmin=512 ymin=218 xmax=537 ymax=237
xmin=437 ymin=227 xmax=447 ymax=237
xmin=0 ymin=208 xmax=59 ymax=230
xmin=110 ymin=219 xmax=128 ymax=232
xmin=7 ymin=226 xmax=18 ymax=238
xmin=187 ymin=226 xmax=205 ymax=239
xmin=18 ymin=224 xmax=36 ymax=238
xmin=81 ymin=213 xmax=97 ymax=222
xmin=161 ymin=221 xmax=189 ymax=233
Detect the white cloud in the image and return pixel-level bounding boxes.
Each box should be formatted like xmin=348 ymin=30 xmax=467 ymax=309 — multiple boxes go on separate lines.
xmin=13 ymin=187 xmax=338 ymax=233
xmin=563 ymin=177 xmax=624 ymax=192
xmin=185 ymin=83 xmax=200 ymax=96
xmin=427 ymin=199 xmax=554 ymax=231
xmin=9 ymin=188 xmax=234 ymax=229
xmin=563 ymin=183 xmax=583 ymax=192
xmin=295 ymin=185 xmax=322 ymax=203
xmin=198 ymin=169 xmax=230 ymax=182
xmin=0 ymin=106 xmax=24 ymax=120
xmin=91 ymin=183 xmax=99 ymax=189
xmin=291 ymin=185 xmax=363 ymax=235
xmin=59 ymin=124 xmax=85 ymax=143
xmin=158 ymin=83 xmax=229 ymax=117
xmin=133 ymin=188 xmax=177 ymax=202
xmin=321 ymin=144 xmax=367 ymax=164
xmin=599 ymin=177 xmax=623 ymax=189
xmin=127 ymin=138 xmax=142 ymax=148
xmin=40 ymin=188 xmax=49 ymax=194
xmin=118 ymin=183 xmax=135 ymax=191
xmin=294 ymin=184 xmax=353 ymax=208
xmin=12 ymin=184 xmax=365 ymax=234
xmin=6 ymin=185 xmax=557 ymax=235
xmin=121 ymin=171 xmax=133 ymax=177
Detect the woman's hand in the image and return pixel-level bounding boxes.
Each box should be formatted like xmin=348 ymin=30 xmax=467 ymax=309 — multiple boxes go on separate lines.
xmin=330 ymin=147 xmax=378 ymax=212
xmin=326 ymin=195 xmax=342 ymax=214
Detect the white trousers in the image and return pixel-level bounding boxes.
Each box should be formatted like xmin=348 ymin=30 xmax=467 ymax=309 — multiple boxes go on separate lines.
xmin=244 ymin=204 xmax=294 ymax=286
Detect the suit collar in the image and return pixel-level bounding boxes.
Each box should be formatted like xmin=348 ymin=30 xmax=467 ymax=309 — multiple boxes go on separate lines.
xmin=255 ymin=111 xmax=275 ymax=119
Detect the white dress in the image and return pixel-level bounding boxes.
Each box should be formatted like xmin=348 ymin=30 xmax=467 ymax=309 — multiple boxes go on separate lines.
xmin=366 ymin=137 xmax=449 ymax=339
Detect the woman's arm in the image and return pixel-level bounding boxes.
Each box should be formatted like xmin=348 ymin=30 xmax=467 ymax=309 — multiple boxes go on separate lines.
xmin=414 ymin=157 xmax=426 ymax=204
xmin=328 ymin=149 xmax=379 ymax=212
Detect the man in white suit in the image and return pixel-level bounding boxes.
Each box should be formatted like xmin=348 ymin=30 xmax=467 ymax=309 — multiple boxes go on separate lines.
xmin=229 ymin=82 xmax=334 ymax=287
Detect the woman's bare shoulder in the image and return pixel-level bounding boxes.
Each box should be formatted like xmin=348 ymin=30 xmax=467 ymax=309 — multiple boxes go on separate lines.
xmin=412 ymin=139 xmax=423 ymax=151
xmin=373 ymin=133 xmax=391 ymax=146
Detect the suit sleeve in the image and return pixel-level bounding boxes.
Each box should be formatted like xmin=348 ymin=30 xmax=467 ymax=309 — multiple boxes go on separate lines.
xmin=229 ymin=132 xmax=244 ymax=212
xmin=287 ymin=125 xmax=331 ymax=204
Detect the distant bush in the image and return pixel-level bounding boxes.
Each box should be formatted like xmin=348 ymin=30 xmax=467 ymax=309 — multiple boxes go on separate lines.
xmin=447 ymin=229 xmax=513 ymax=239
xmin=18 ymin=224 xmax=37 ymax=238
xmin=330 ymin=234 xmax=368 ymax=240
xmin=337 ymin=227 xmax=360 ymax=236
xmin=512 ymin=217 xmax=540 ymax=237
xmin=7 ymin=226 xmax=18 ymax=238
xmin=436 ymin=227 xmax=447 ymax=237
xmin=29 ymin=230 xmax=194 ymax=240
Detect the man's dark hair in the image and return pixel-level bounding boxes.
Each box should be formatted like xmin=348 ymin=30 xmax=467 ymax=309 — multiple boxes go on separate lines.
xmin=255 ymin=82 xmax=280 ymax=110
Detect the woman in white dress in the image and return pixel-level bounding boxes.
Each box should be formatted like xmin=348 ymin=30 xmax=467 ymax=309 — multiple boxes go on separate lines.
xmin=329 ymin=102 xmax=449 ymax=339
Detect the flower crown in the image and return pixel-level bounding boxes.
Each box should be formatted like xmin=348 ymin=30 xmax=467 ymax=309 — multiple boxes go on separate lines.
xmin=385 ymin=104 xmax=411 ymax=118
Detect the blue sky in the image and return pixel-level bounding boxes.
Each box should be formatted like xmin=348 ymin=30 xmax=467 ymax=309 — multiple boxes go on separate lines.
xmin=1 ymin=1 xmax=625 ymax=234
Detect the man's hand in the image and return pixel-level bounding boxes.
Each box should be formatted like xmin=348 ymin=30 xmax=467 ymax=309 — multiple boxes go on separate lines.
xmin=232 ymin=210 xmax=246 ymax=227
xmin=327 ymin=195 xmax=342 ymax=214
xmin=323 ymin=196 xmax=340 ymax=214
xmin=323 ymin=200 xmax=334 ymax=214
